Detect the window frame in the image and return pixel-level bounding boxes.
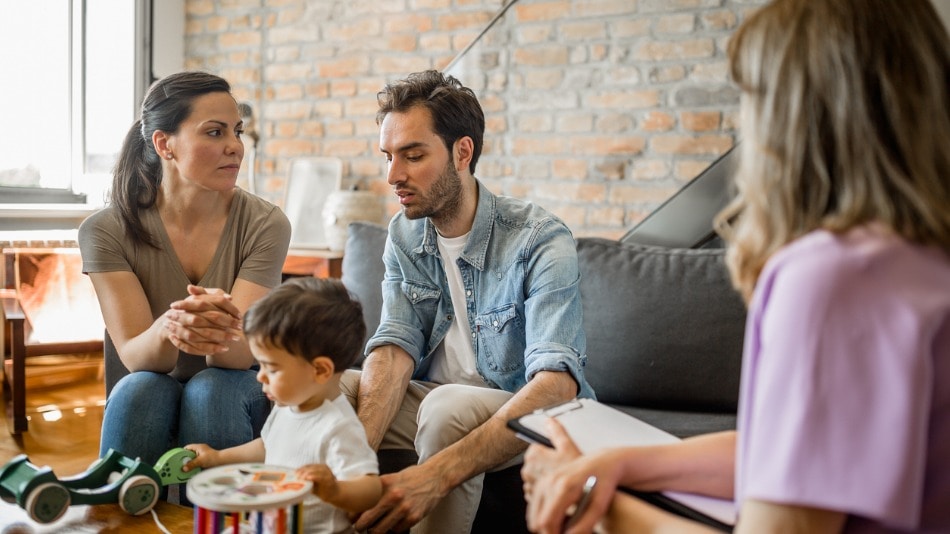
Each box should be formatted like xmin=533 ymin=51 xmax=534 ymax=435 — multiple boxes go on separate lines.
xmin=0 ymin=0 xmax=152 ymax=214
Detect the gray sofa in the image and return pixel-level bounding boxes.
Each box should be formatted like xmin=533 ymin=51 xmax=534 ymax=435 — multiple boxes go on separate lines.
xmin=341 ymin=221 xmax=747 ymax=532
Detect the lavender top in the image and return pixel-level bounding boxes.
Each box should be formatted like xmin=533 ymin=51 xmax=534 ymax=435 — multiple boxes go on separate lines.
xmin=736 ymin=226 xmax=950 ymax=532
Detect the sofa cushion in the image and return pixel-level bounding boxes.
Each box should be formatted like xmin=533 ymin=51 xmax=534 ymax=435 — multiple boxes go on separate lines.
xmin=576 ymin=238 xmax=746 ymax=412
xmin=616 ymin=405 xmax=737 ymax=439
xmin=341 ymin=222 xmax=388 ymax=362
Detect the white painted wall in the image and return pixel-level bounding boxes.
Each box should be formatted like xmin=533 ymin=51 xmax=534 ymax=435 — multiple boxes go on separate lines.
xmin=933 ymin=0 xmax=950 ymax=29
xmin=152 ymin=0 xmax=184 ymax=79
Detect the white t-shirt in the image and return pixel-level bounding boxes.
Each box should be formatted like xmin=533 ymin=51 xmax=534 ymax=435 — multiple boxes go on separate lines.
xmin=428 ymin=232 xmax=489 ymax=387
xmin=261 ymin=395 xmax=379 ymax=534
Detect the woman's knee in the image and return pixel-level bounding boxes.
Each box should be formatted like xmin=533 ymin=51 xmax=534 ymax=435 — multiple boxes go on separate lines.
xmin=101 ymin=372 xmax=181 ymax=461
xmin=182 ymin=368 xmax=263 ymax=405
xmin=180 ymin=368 xmax=268 ymax=447
xmin=109 ymin=371 xmax=181 ymax=408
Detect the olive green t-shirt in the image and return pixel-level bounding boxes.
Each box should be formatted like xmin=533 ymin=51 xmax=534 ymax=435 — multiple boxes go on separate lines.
xmin=78 ymin=187 xmax=291 ymax=381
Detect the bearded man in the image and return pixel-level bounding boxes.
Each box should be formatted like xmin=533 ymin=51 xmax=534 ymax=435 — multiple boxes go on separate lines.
xmin=341 ymin=70 xmax=594 ymax=534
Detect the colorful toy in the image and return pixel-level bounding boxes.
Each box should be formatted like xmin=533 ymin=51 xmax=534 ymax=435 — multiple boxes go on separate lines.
xmin=187 ymin=463 xmax=313 ymax=534
xmin=0 ymin=447 xmax=199 ymax=524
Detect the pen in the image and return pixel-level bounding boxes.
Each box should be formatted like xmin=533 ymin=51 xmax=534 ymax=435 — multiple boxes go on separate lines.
xmin=564 ymin=475 xmax=598 ymax=529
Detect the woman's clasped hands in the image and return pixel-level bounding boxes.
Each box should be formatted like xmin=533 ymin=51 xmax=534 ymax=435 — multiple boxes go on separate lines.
xmin=163 ymin=284 xmax=243 ymax=356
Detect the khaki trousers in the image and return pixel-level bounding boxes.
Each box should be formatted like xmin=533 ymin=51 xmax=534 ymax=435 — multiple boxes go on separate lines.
xmin=340 ymin=369 xmax=522 ymax=534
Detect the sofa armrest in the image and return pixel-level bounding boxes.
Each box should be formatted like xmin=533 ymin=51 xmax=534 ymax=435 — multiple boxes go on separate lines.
xmin=340 ymin=222 xmax=389 ymax=364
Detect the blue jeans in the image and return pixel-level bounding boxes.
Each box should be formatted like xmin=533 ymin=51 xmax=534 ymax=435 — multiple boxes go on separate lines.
xmin=99 ymin=368 xmax=270 ymax=464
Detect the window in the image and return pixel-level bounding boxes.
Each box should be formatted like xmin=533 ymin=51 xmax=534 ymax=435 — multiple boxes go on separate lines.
xmin=0 ymin=1 xmax=144 ymax=206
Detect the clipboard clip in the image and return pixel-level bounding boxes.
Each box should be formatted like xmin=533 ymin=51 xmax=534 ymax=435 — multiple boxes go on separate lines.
xmin=535 ymin=399 xmax=584 ymax=418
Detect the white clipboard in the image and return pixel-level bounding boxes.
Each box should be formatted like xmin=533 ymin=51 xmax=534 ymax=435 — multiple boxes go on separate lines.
xmin=509 ymin=398 xmax=736 ymax=530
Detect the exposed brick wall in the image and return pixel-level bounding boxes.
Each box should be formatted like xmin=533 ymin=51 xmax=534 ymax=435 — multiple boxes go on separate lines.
xmin=184 ymin=0 xmax=766 ymax=239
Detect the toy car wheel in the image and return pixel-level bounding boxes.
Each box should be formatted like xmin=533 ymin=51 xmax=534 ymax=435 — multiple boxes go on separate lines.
xmin=1 ymin=490 xmax=17 ymax=504
xmin=24 ymin=482 xmax=70 ymax=524
xmin=119 ymin=475 xmax=159 ymax=516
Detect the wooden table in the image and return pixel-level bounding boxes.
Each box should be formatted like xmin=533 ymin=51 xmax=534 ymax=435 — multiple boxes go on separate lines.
xmin=0 ymin=500 xmax=193 ymax=533
xmin=282 ymin=248 xmax=344 ymax=279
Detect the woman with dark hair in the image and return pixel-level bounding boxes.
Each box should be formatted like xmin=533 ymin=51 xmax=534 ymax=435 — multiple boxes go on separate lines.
xmin=521 ymin=0 xmax=950 ymax=532
xmin=78 ymin=71 xmax=291 ymax=473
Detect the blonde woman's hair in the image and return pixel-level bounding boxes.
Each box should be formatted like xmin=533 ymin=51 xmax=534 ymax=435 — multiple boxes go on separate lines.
xmin=715 ymin=0 xmax=950 ymax=302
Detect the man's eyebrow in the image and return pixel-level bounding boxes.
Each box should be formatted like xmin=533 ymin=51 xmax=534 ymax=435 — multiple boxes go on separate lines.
xmin=380 ymin=141 xmax=426 ymax=155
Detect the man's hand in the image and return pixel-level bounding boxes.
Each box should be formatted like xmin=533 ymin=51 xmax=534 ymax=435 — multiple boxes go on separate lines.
xmin=351 ymin=464 xmax=444 ymax=533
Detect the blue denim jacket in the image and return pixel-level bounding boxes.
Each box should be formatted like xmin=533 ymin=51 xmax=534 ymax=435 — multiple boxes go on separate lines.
xmin=367 ymin=181 xmax=594 ymax=399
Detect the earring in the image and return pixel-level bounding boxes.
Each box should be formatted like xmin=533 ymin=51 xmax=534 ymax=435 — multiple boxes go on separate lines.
xmin=166 ymin=153 xmax=173 ymax=160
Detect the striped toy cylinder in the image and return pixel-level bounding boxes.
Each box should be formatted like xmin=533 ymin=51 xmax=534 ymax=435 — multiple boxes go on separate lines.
xmin=186 ymin=464 xmax=312 ymax=534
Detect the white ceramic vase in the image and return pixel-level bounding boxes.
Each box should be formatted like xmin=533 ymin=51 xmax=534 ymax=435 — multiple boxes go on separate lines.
xmin=322 ymin=190 xmax=386 ymax=251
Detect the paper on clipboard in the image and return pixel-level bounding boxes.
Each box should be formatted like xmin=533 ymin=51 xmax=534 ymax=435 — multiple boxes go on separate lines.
xmin=509 ymin=398 xmax=736 ymax=529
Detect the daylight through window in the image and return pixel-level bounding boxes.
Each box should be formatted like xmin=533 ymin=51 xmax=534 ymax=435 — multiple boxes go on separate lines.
xmin=0 ymin=1 xmax=138 ymax=205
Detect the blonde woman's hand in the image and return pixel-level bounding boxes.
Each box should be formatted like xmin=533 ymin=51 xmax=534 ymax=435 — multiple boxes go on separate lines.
xmin=523 ymin=418 xmax=618 ymax=534
xmin=522 ymin=417 xmax=583 ymax=500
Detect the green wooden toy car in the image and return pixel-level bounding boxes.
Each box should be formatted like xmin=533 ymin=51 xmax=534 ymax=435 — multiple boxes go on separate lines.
xmin=0 ymin=447 xmax=199 ymax=524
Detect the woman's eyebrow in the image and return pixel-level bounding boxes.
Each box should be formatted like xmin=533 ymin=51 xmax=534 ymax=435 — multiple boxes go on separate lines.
xmin=199 ymin=119 xmax=243 ymax=128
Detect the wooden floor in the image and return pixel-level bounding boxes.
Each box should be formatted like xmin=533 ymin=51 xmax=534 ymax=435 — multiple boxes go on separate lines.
xmin=0 ymin=361 xmax=198 ymax=532
xmin=1 ymin=370 xmax=104 ymax=476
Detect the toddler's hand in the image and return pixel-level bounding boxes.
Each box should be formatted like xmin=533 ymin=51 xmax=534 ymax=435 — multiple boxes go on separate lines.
xmin=296 ymin=464 xmax=340 ymax=503
xmin=183 ymin=443 xmax=219 ymax=471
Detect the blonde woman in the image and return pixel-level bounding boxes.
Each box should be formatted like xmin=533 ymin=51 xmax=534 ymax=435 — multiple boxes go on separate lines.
xmin=521 ymin=0 xmax=950 ymax=532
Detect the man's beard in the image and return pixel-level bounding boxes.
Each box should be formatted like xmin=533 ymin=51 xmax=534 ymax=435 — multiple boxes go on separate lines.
xmin=403 ymin=161 xmax=463 ymax=223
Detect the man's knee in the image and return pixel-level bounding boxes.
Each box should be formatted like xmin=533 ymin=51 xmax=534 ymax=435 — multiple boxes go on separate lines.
xmin=416 ymin=385 xmax=510 ymax=458
xmin=340 ymin=369 xmax=361 ymax=408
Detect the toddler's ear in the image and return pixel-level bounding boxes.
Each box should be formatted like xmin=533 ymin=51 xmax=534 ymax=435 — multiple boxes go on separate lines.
xmin=311 ymin=356 xmax=336 ymax=381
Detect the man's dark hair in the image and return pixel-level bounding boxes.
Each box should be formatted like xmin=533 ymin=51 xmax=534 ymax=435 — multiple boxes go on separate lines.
xmin=376 ymin=70 xmax=485 ymax=175
xmin=243 ymin=277 xmax=366 ymax=372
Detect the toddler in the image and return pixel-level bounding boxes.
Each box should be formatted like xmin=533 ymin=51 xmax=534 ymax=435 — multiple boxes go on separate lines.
xmin=185 ymin=277 xmax=380 ymax=534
